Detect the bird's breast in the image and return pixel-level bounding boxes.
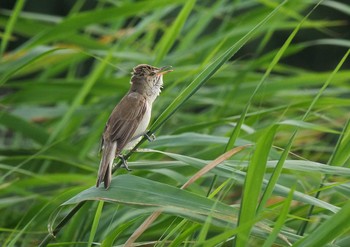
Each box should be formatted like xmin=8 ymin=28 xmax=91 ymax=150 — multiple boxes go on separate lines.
xmin=134 ymin=102 xmax=151 ymax=137
xmin=124 ymin=102 xmax=151 ymax=150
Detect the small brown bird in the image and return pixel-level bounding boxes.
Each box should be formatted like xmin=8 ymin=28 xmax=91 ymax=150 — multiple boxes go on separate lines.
xmin=96 ymin=64 xmax=173 ymax=189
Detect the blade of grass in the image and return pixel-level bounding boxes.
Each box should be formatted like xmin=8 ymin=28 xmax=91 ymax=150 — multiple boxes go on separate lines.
xmin=177 ymin=0 xmax=225 ymax=51
xmin=196 ymin=202 xmax=216 ymax=243
xmin=100 ymin=215 xmax=142 ymax=246
xmin=88 ymin=201 xmax=104 ymax=247
xmin=0 ymin=47 xmax=63 ymax=86
xmin=262 ymin=184 xmax=295 ymax=247
xmin=279 ymin=119 xmax=339 ymax=134
xmin=169 ymin=224 xmax=201 ymax=247
xmin=329 ymin=119 xmax=350 ymax=167
xmin=154 ymin=0 xmax=196 ymax=65
xmin=236 ymin=126 xmax=277 ymax=247
xmin=0 ymin=0 xmax=26 ymax=56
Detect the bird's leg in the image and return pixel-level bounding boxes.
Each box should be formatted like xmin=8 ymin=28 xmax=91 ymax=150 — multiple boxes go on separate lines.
xmin=118 ymin=154 xmax=132 ymax=171
xmin=130 ymin=131 xmax=156 ymax=142
xmin=144 ymin=132 xmax=156 ymax=142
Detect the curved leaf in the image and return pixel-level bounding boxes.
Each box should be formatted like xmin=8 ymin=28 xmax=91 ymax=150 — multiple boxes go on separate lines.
xmin=63 ymin=174 xmax=238 ymax=225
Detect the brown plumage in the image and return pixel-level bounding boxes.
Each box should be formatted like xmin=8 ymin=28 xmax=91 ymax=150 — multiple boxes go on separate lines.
xmin=96 ymin=64 xmax=172 ymax=189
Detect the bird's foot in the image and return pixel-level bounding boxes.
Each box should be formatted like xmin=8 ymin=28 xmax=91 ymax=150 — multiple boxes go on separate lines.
xmin=118 ymin=154 xmax=132 ymax=171
xmin=144 ymin=132 xmax=156 ymax=142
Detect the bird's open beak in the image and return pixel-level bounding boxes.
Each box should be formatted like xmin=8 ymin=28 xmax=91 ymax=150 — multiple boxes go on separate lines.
xmin=157 ymin=65 xmax=173 ymax=75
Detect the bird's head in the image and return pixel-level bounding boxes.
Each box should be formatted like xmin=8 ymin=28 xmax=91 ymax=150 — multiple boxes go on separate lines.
xmin=130 ymin=64 xmax=172 ymax=95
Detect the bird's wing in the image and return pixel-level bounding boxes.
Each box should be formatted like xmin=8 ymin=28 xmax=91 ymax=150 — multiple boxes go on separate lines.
xmin=105 ymin=92 xmax=148 ymax=151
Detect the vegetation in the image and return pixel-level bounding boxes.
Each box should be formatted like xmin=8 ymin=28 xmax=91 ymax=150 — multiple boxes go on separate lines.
xmin=1 ymin=0 xmax=350 ymax=246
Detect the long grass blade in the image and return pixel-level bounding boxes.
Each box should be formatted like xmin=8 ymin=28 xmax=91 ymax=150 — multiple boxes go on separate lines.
xmin=0 ymin=0 xmax=25 ymax=56
xmin=88 ymin=201 xmax=104 ymax=247
xmin=236 ymin=126 xmax=277 ymax=246
xmin=154 ymin=0 xmax=196 ymax=65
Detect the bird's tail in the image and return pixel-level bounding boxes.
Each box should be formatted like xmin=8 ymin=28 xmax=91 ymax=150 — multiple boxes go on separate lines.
xmin=96 ymin=141 xmax=117 ymax=189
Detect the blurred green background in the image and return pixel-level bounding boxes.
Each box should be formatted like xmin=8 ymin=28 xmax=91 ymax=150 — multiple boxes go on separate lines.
xmin=1 ymin=0 xmax=350 ymax=246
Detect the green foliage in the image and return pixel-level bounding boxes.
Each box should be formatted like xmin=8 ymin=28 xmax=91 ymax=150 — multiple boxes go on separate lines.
xmin=1 ymin=0 xmax=350 ymax=246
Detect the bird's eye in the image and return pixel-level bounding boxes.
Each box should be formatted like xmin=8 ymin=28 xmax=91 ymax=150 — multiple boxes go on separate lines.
xmin=150 ymin=72 xmax=155 ymax=76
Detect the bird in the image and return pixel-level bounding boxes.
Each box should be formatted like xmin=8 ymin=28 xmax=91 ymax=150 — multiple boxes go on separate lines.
xmin=96 ymin=64 xmax=173 ymax=189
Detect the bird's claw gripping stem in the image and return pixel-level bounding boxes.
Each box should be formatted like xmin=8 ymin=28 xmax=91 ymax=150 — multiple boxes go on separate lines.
xmin=144 ymin=132 xmax=156 ymax=142
xmin=118 ymin=154 xmax=132 ymax=171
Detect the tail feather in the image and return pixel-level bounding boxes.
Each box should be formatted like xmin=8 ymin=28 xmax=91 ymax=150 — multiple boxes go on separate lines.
xmin=96 ymin=141 xmax=117 ymax=189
